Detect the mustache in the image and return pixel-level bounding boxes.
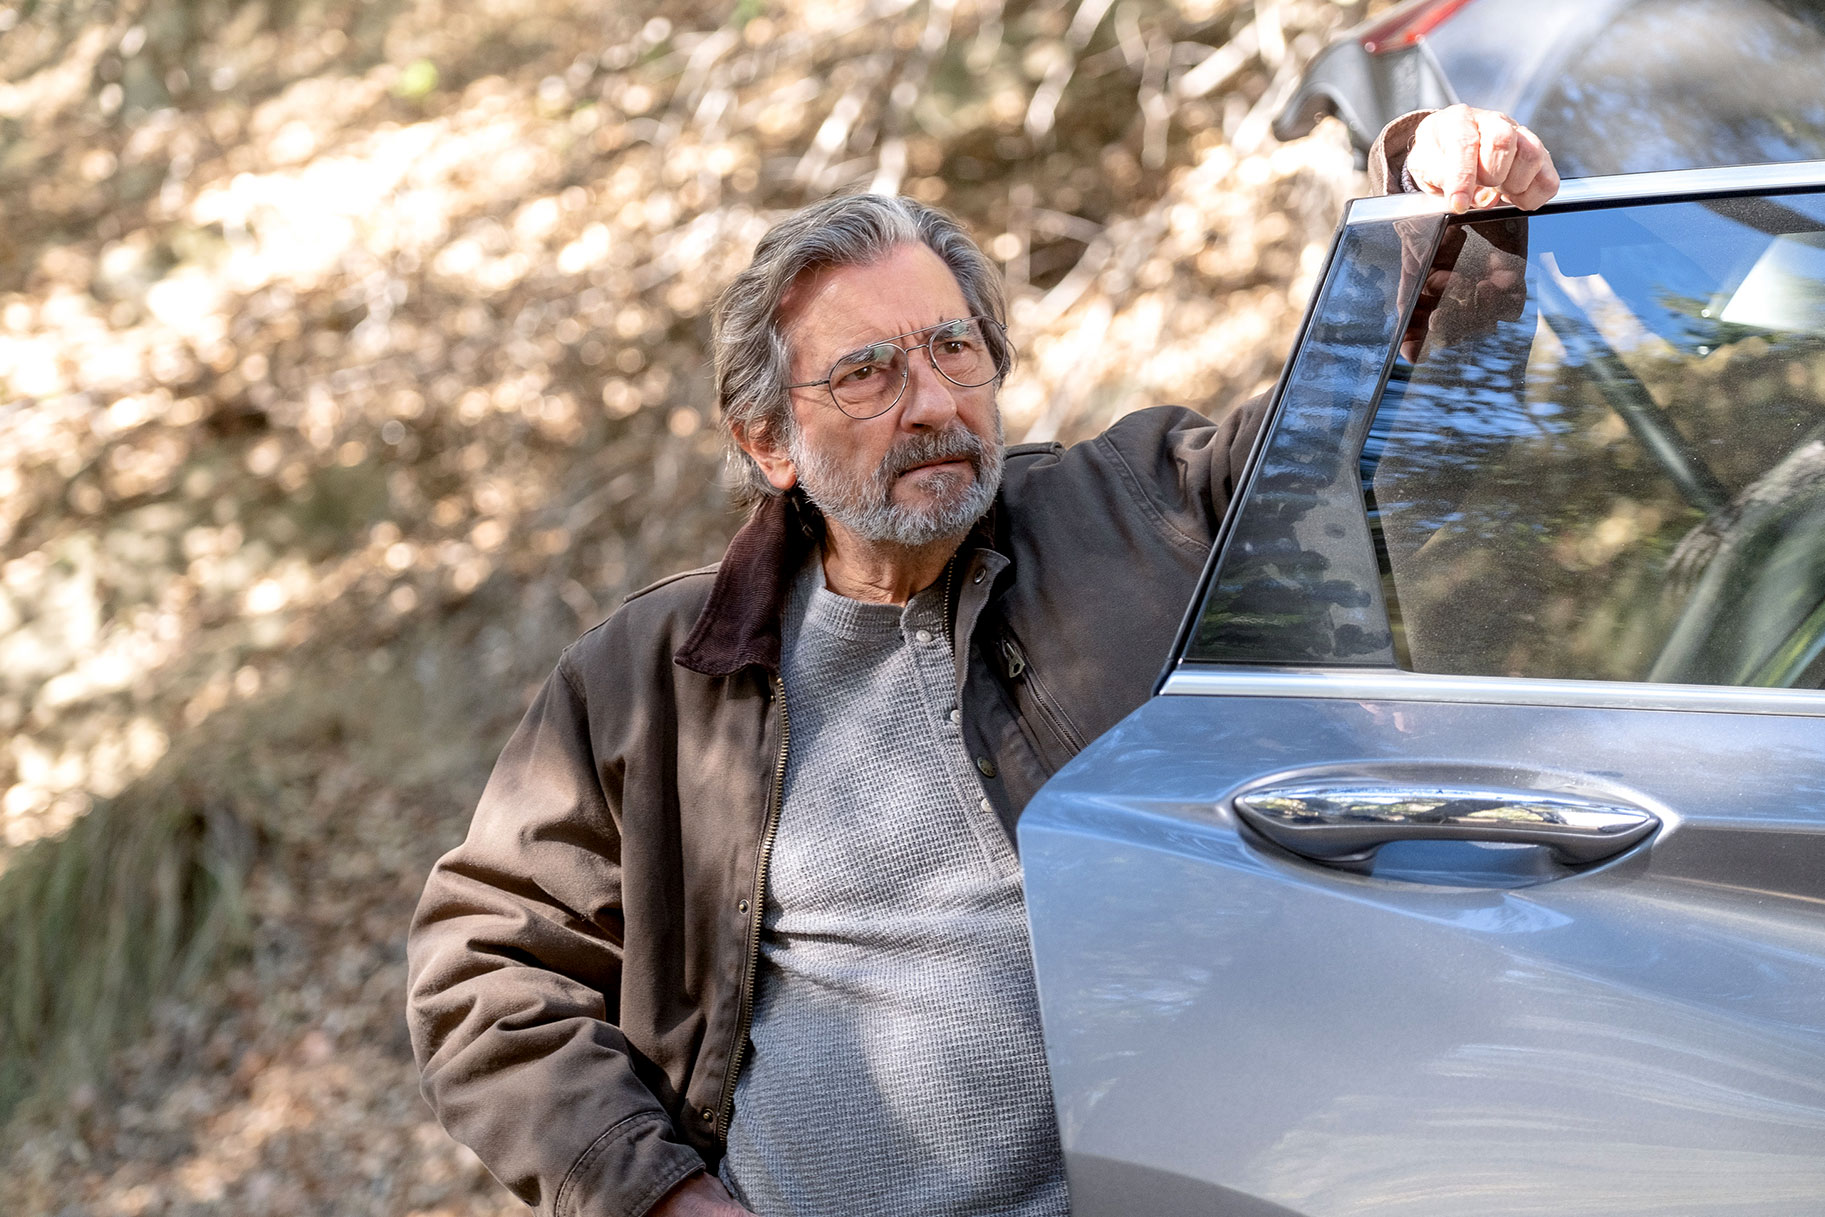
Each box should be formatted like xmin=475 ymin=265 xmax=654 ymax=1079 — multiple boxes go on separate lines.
xmin=875 ymin=426 xmax=987 ymax=485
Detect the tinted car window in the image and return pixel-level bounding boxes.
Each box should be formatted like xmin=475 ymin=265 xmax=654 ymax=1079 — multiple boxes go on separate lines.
xmin=1365 ymin=191 xmax=1825 ymax=686
xmin=1186 ymin=219 xmax=1432 ymax=668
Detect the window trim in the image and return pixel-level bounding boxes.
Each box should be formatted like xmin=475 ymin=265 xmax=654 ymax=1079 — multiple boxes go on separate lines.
xmin=1161 ymin=665 xmax=1825 ymax=717
xmin=1153 ymin=204 xmax=1358 ymax=694
xmin=1182 ymin=170 xmax=1825 ymax=688
xmin=1347 ymin=160 xmax=1825 ymax=226
xmin=1176 ymin=215 xmax=1446 ymax=671
xmin=1360 ymin=193 xmax=1825 ymax=690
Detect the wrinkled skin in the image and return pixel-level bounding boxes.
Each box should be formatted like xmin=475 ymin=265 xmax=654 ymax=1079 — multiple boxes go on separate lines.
xmin=1408 ymin=103 xmax=1562 ymax=213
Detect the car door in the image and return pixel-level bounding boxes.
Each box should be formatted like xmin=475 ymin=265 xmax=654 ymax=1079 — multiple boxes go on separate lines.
xmin=1020 ymin=164 xmax=1825 ymax=1217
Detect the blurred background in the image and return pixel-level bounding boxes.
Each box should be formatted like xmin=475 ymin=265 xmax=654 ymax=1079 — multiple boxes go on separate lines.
xmin=0 ymin=0 xmax=1388 ymax=1211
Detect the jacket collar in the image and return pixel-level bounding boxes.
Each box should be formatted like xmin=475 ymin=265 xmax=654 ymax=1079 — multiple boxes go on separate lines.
xmin=673 ymin=492 xmax=1002 ymax=677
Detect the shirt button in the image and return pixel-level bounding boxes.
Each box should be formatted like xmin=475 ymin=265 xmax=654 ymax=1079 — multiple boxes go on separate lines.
xmin=975 ymin=756 xmax=997 ymax=778
xmin=979 ymin=797 xmax=993 ymax=814
xmin=915 ymin=629 xmax=934 ymax=644
xmin=949 ymin=708 xmax=962 ymax=724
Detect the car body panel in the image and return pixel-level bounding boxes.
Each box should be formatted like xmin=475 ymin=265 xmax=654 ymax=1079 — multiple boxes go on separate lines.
xmin=1023 ymin=694 xmax=1825 ymax=1216
xmin=1024 ymin=166 xmax=1825 ymax=1215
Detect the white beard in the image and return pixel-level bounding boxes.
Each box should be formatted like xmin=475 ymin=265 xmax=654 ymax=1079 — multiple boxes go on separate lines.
xmin=790 ymin=415 xmax=1005 ymax=548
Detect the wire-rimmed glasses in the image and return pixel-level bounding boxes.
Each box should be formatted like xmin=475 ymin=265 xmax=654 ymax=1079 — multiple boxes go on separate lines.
xmin=786 ymin=317 xmax=1009 ymax=420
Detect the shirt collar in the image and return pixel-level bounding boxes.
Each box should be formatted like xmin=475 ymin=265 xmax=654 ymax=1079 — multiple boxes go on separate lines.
xmin=673 ymin=492 xmax=1003 ymax=677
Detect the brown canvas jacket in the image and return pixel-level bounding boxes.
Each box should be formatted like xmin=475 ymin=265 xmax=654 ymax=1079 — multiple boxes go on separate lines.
xmin=406 ymin=127 xmax=1422 ymax=1217
xmin=406 ymin=403 xmax=1258 ymax=1217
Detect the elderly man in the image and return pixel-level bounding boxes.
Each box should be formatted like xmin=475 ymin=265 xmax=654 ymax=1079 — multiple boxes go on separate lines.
xmin=407 ymin=106 xmax=1558 ymax=1217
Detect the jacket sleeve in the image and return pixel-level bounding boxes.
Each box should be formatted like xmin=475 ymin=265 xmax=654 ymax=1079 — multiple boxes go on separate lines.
xmin=1368 ymin=108 xmax=1434 ymax=195
xmin=405 ymin=659 xmax=704 ymax=1217
xmin=1075 ymin=397 xmax=1270 ymax=560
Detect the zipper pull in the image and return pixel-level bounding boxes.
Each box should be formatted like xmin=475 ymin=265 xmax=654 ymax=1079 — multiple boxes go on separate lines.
xmin=999 ymin=635 xmax=1027 ymax=679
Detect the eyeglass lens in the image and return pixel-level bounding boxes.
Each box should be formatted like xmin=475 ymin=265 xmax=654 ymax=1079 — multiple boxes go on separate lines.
xmin=828 ymin=319 xmax=1002 ymax=418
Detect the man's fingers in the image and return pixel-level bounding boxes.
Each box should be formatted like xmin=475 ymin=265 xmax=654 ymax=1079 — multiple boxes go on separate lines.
xmin=1445 ymin=108 xmax=1481 ymax=214
xmin=1506 ymin=162 xmax=1561 ymax=210
xmin=1495 ymin=128 xmax=1560 ymax=210
xmin=1412 ymin=105 xmax=1512 ymax=213
xmin=1502 ymin=127 xmax=1546 ymax=194
xmin=1479 ymin=119 xmax=1518 ymax=192
xmin=1501 ymin=127 xmax=1561 ymax=210
xmin=1409 ymin=105 xmax=1561 ymax=212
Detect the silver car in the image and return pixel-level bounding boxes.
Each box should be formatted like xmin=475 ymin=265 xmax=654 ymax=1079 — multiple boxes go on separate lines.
xmin=1277 ymin=0 xmax=1825 ymax=177
xmin=1021 ymin=162 xmax=1825 ymax=1215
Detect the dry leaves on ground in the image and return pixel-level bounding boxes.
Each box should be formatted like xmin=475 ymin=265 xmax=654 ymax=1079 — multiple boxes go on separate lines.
xmin=0 ymin=0 xmax=1381 ymax=1211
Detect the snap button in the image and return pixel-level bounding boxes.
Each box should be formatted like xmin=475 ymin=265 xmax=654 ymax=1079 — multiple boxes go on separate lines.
xmin=975 ymin=756 xmax=997 ymax=778
xmin=737 ymin=899 xmax=749 ymax=915
xmin=702 ymin=1108 xmax=715 ymax=1122
xmin=972 ymin=570 xmax=985 ymax=584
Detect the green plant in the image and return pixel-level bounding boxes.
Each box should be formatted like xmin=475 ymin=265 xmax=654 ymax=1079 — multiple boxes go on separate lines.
xmin=0 ymin=780 xmax=254 ymax=1123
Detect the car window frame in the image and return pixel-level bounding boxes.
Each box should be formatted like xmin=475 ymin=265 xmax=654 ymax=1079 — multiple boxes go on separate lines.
xmin=1165 ymin=160 xmax=1825 ymax=718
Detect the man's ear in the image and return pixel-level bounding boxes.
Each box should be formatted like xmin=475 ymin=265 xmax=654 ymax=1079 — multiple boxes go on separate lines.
xmin=732 ymin=416 xmax=799 ymax=491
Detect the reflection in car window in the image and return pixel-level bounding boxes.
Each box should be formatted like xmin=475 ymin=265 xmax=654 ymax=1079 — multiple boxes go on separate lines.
xmin=1365 ymin=191 xmax=1825 ymax=687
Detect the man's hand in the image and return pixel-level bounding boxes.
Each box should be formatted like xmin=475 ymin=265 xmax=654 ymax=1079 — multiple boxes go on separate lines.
xmin=649 ymin=1171 xmax=759 ymax=1217
xmin=1407 ymin=104 xmax=1560 ymax=213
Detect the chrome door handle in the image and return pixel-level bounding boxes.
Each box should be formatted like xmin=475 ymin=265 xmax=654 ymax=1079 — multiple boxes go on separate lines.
xmin=1232 ymin=781 xmax=1660 ymax=866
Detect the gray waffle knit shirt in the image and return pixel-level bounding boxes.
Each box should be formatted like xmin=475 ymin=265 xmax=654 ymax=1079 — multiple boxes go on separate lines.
xmin=718 ymin=556 xmax=1069 ymax=1217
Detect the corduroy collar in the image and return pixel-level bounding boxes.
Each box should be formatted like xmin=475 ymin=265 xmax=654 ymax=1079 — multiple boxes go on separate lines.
xmin=672 ymin=492 xmax=1000 ymax=677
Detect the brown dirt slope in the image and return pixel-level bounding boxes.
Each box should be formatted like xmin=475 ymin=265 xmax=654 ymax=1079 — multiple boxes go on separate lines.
xmin=0 ymin=0 xmax=1380 ymax=1211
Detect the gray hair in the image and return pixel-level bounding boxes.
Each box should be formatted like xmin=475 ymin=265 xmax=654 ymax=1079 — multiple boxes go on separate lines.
xmin=711 ymin=193 xmax=1009 ymax=507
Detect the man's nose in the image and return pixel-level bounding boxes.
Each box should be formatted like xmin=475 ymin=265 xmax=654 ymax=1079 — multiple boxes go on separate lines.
xmin=897 ymin=344 xmax=960 ymax=428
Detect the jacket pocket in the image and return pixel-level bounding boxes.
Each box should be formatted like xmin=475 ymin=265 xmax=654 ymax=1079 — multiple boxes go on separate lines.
xmin=995 ymin=629 xmax=1088 ymax=758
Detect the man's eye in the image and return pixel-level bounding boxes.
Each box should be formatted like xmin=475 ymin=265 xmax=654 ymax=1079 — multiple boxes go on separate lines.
xmin=835 ymin=361 xmax=885 ymax=386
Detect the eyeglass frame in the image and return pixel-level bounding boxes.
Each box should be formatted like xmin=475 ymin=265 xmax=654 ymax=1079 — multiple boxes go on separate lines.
xmin=784 ymin=316 xmax=1010 ymax=420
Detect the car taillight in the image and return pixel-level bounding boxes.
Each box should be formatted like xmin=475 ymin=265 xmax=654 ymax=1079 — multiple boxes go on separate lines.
xmin=1358 ymin=0 xmax=1476 ymax=54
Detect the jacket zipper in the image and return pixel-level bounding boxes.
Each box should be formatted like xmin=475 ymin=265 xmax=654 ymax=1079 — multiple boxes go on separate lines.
xmin=714 ymin=671 xmax=789 ymax=1141
xmin=999 ymin=634 xmax=1086 ymax=754
xmin=717 ymin=558 xmax=951 ymax=1138
xmin=942 ymin=552 xmax=957 ymax=648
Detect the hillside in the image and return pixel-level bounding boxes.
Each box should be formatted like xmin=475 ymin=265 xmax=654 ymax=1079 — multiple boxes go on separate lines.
xmin=0 ymin=0 xmax=1375 ymax=1211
